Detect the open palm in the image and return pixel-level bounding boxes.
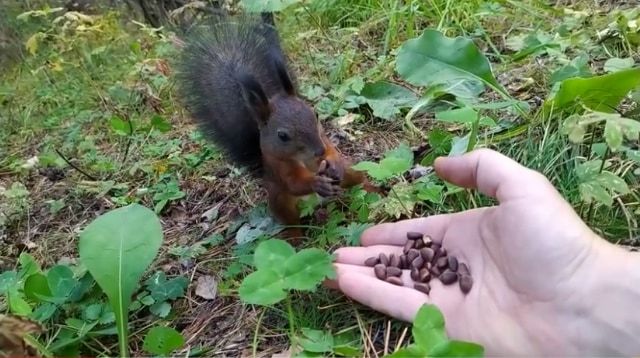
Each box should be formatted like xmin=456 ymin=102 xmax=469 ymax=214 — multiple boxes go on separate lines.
xmin=329 ymin=149 xmax=612 ymax=355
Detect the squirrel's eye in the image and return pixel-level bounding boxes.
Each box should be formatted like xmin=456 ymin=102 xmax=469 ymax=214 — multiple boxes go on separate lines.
xmin=277 ymin=130 xmax=290 ymax=142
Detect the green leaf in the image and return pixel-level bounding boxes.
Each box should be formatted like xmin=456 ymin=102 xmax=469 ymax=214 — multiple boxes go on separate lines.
xmin=18 ymin=253 xmax=40 ymax=279
xmin=562 ymin=114 xmax=586 ymax=143
xmin=579 ymin=182 xmax=613 ymax=206
xmin=241 ymin=0 xmax=301 ymax=12
xmin=24 ymin=273 xmax=52 ymax=301
xmin=386 ymin=345 xmax=427 ymax=358
xmin=47 ymin=265 xmax=76 ymax=300
xmin=604 ymin=119 xmax=623 ymax=151
xmin=110 ymin=116 xmax=132 ymax=136
xmin=550 ymin=54 xmax=591 ymax=83
xmin=595 ymin=172 xmax=630 ymax=195
xmin=84 ymin=303 xmax=103 ymax=321
xmin=145 ymin=272 xmax=188 ymax=301
xmin=299 ymin=328 xmax=334 ymax=353
xmin=352 ymin=144 xmax=413 ymax=182
xmin=337 ymin=222 xmax=372 ymax=246
xmin=545 ymin=68 xmax=640 ymax=113
xmin=150 ymin=302 xmax=171 ymax=318
xmin=416 ymin=182 xmax=444 ymax=203
xmin=143 ymin=326 xmax=185 ymax=356
xmin=429 ymin=340 xmax=485 ymax=357
xmin=8 ymin=288 xmax=32 ymax=316
xmin=413 ymin=304 xmax=447 ymax=348
xmin=435 ymin=107 xmax=478 ymax=124
xmin=603 ymin=57 xmax=635 ymax=73
xmin=0 ymin=271 xmax=18 ymax=294
xmin=284 ymin=249 xmax=336 ymax=291
xmin=254 ymin=239 xmax=295 ymax=272
xmin=150 ymin=115 xmax=171 ymax=132
xmin=360 ymin=81 xmax=418 ymax=120
xmin=396 ymin=29 xmax=506 ymax=100
xmin=78 ymin=204 xmax=163 ymax=357
xmin=31 ymin=302 xmax=57 ymax=322
xmin=238 ymin=269 xmax=286 ymax=305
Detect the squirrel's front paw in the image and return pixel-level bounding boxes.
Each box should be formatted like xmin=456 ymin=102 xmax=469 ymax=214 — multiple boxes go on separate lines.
xmin=318 ymin=158 xmax=345 ymax=183
xmin=312 ymin=175 xmax=342 ymax=197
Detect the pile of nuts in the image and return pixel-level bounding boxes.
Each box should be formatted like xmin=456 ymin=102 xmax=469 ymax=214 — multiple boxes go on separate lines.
xmin=365 ymin=232 xmax=473 ymax=295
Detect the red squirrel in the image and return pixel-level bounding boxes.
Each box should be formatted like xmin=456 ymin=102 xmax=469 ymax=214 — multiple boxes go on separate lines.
xmin=175 ymin=13 xmax=377 ymax=239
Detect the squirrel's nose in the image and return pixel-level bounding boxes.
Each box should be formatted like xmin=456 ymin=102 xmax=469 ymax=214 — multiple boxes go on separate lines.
xmin=314 ymin=147 xmax=326 ymax=157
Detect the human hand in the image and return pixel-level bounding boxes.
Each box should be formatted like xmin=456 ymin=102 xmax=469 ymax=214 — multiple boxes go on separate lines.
xmin=327 ymin=149 xmax=629 ymax=355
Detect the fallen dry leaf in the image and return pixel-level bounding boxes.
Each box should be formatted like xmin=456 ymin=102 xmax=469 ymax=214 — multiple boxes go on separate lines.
xmin=195 ymin=275 xmax=217 ymax=300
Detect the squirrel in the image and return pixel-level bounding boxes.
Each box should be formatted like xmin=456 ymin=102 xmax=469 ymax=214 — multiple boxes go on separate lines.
xmin=174 ymin=13 xmax=377 ymax=239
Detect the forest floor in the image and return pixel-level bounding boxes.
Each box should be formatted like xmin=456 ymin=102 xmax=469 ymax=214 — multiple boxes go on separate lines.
xmin=1 ymin=0 xmax=639 ymax=356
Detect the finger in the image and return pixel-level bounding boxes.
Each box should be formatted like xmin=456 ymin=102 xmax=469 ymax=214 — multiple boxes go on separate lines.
xmin=333 ymin=268 xmax=427 ymax=322
xmin=433 ymin=148 xmax=553 ymax=202
xmin=334 ymin=245 xmax=404 ymax=265
xmin=361 ymin=215 xmax=451 ymax=247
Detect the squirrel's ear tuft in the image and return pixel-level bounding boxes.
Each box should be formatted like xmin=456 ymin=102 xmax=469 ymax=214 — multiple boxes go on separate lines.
xmin=273 ymin=59 xmax=295 ymax=96
xmin=238 ymin=72 xmax=271 ymax=123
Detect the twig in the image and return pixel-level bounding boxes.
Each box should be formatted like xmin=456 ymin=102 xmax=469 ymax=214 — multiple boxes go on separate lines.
xmin=55 ymin=149 xmax=98 ymax=181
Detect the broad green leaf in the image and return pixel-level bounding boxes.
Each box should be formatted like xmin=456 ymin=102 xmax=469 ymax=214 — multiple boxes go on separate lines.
xmin=413 ymin=304 xmax=447 ymax=349
xmin=360 ymin=81 xmax=418 ymax=120
xmin=84 ymin=303 xmax=103 ymax=321
xmin=18 ymin=253 xmax=40 ymax=280
xmin=429 ymin=340 xmax=485 ymax=357
xmin=380 ymin=157 xmax=412 ymax=176
xmin=550 ymin=54 xmax=591 ymax=83
xmin=562 ymin=115 xmax=586 ymax=143
xmin=284 ymin=249 xmax=335 ymax=291
xmin=150 ymin=301 xmax=171 ymax=318
xmin=416 ymin=182 xmax=444 ymax=203
xmin=396 ymin=29 xmax=506 ymax=100
xmin=383 ymin=143 xmax=413 ymax=172
xmin=337 ymin=222 xmax=372 ymax=246
xmin=145 ymin=272 xmax=188 ymax=301
xmin=579 ymin=182 xmax=612 ymax=206
xmin=31 ymin=302 xmax=57 ymax=322
xmin=241 ymin=0 xmax=301 ymax=12
xmin=386 ymin=345 xmax=427 ymax=358
xmin=603 ymin=58 xmax=635 ymax=73
xmin=449 ymin=134 xmax=471 ymax=156
xmin=8 ymin=288 xmax=32 ymax=316
xmin=545 ymin=68 xmax=640 ymax=113
xmin=299 ymin=328 xmax=334 ymax=353
xmin=627 ymin=149 xmax=640 ymax=163
xmin=435 ymin=107 xmax=478 ymax=124
xmin=141 ymin=295 xmax=155 ymax=306
xmin=575 ymin=160 xmax=603 ymax=179
xmin=110 ymin=116 xmax=132 ymax=136
xmin=0 ymin=271 xmax=18 ymax=294
xmin=150 ymin=115 xmax=171 ymax=132
xmin=143 ymin=326 xmax=185 ymax=356
xmin=24 ymin=273 xmax=52 ymax=301
xmin=596 ymin=172 xmax=630 ymax=195
xmin=254 ymin=239 xmax=295 ymax=271
xmin=604 ymin=120 xmax=623 ymax=151
xmin=79 ymin=203 xmax=163 ymax=357
xmin=47 ymin=265 xmax=76 ymax=300
xmin=238 ymin=269 xmax=286 ymax=305
xmin=353 ymin=144 xmax=413 ymax=182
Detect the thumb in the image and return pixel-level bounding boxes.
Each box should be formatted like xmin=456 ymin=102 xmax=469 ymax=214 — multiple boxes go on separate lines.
xmin=434 ymin=148 xmax=553 ymax=202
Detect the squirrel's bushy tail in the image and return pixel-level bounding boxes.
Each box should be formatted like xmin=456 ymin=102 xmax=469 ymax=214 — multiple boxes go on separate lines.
xmin=174 ymin=13 xmax=291 ymax=174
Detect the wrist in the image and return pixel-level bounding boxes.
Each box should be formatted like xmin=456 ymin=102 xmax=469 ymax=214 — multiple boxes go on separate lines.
xmin=566 ymin=236 xmax=640 ymax=355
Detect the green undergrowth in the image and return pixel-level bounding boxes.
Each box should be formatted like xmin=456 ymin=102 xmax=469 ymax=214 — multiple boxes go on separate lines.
xmin=1 ymin=0 xmax=639 ymax=356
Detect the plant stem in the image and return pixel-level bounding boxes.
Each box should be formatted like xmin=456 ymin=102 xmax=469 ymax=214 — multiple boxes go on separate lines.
xmin=252 ymin=309 xmax=267 ymax=358
xmin=286 ymin=296 xmax=297 ymax=353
